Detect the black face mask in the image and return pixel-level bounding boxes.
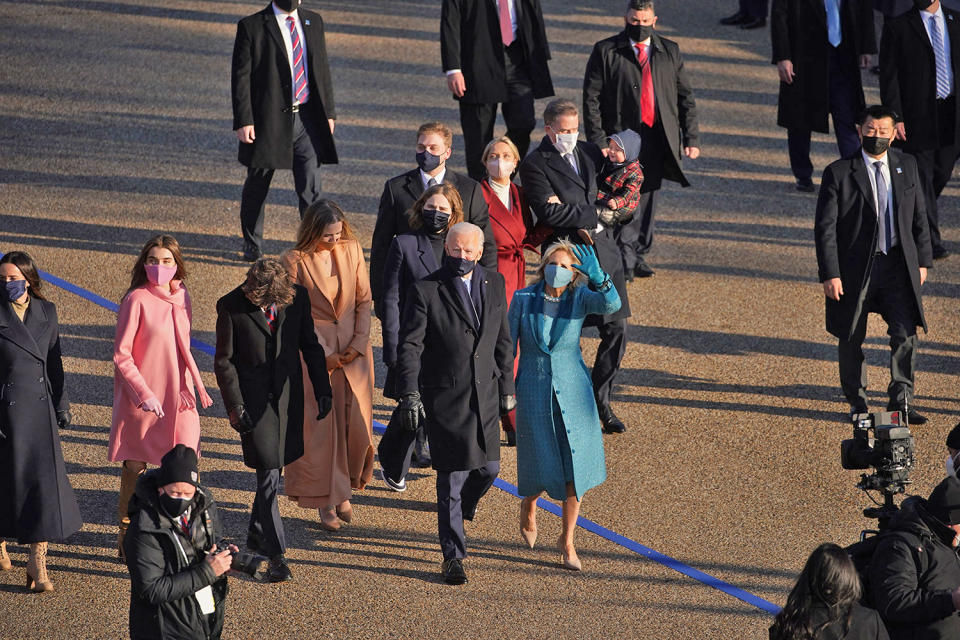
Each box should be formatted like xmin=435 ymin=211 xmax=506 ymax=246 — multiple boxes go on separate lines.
xmin=861 ymin=135 xmax=891 ymax=156
xmin=624 ymin=23 xmax=653 ymax=42
xmin=274 ymin=0 xmax=299 ymax=12
xmin=421 ymin=208 xmax=450 ymax=233
xmin=416 ymin=150 xmax=443 ymax=174
xmin=159 ymin=492 xmax=192 ymax=518
xmin=914 ymin=0 xmax=936 ymax=10
xmin=442 ymin=253 xmax=476 ymax=277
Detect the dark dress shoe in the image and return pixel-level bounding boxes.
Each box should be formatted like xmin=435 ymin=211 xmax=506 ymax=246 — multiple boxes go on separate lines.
xmin=796 ymin=180 xmax=816 ymax=193
xmin=265 ymin=555 xmax=293 ymax=583
xmin=902 ymin=409 xmax=928 ymax=425
xmin=720 ymin=11 xmax=749 ymax=24
xmin=599 ymin=409 xmax=627 ymax=434
xmin=242 ymin=242 xmax=262 ymax=262
xmin=441 ymin=558 xmax=468 ymax=585
xmin=505 ymin=430 xmax=516 ymax=447
xmin=246 ymin=531 xmax=266 ymax=554
xmin=932 ymin=246 xmax=950 ymax=260
xmin=634 ymin=258 xmax=655 ymax=278
xmin=741 ymin=17 xmax=766 ymax=29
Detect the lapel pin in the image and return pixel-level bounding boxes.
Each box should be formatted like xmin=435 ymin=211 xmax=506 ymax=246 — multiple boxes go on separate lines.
xmin=305 ymin=19 xmax=311 ymax=25
xmin=896 ymin=167 xmax=902 ymax=174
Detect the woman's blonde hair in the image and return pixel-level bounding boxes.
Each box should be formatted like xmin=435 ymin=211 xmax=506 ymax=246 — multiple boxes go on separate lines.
xmin=533 ymin=240 xmax=585 ymax=288
xmin=480 ymin=136 xmax=521 ymax=167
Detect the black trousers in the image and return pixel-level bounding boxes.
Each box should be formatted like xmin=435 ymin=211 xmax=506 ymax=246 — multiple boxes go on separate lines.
xmin=907 ymin=96 xmax=959 ymax=253
xmin=787 ymin=47 xmax=862 ymax=183
xmin=247 ymin=468 xmax=286 ymax=558
xmin=592 ymin=318 xmax=627 ymax=416
xmin=436 ymin=461 xmax=499 ymax=560
xmin=738 ymin=0 xmax=769 ymax=19
xmin=838 ymin=246 xmax=919 ymax=412
xmin=239 ymin=109 xmax=324 ymax=252
xmin=459 ymin=43 xmax=535 ymax=181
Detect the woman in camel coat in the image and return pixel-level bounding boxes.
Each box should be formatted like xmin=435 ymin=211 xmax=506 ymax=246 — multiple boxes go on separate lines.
xmin=282 ymin=200 xmax=374 ymax=531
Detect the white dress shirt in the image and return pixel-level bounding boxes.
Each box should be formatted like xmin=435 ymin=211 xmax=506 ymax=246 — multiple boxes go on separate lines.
xmin=444 ymin=0 xmax=516 ymax=75
xmin=272 ymin=3 xmax=310 ymax=105
xmin=861 ymin=149 xmax=898 ymax=251
xmin=420 ymin=167 xmax=447 ymax=190
xmin=921 ymin=5 xmax=954 ymax=96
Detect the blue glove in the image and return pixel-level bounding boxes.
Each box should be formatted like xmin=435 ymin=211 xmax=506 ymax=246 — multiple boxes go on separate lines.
xmin=571 ymin=244 xmax=606 ymax=286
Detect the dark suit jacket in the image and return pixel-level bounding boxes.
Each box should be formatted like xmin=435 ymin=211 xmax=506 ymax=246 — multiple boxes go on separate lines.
xmin=381 ymin=232 xmax=441 ymax=369
xmin=213 ymin=285 xmax=331 ymax=470
xmin=582 ymin=31 xmax=699 ymax=187
xmin=771 ymin=0 xmax=876 ymax=133
xmin=814 ymin=149 xmax=932 ymax=340
xmin=395 ymin=266 xmax=514 ymax=472
xmin=370 ymin=168 xmax=496 ymax=316
xmin=440 ymin=0 xmax=554 ymax=103
xmin=231 ymin=4 xmax=338 ymax=169
xmin=518 ymin=136 xmax=631 ymax=324
xmin=880 ymin=7 xmax=960 ymax=151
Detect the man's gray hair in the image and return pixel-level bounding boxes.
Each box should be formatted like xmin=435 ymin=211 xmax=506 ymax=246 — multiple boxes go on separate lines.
xmin=445 ymin=221 xmax=484 ymax=248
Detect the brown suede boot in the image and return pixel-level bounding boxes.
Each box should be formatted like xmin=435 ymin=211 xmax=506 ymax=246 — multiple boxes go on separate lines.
xmin=117 ymin=462 xmax=143 ymax=561
xmin=26 ymin=542 xmax=53 ymax=592
xmin=0 ymin=540 xmax=11 ymax=571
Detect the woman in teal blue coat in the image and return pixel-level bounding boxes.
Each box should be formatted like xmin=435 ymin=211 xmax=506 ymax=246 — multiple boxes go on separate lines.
xmin=508 ymin=241 xmax=620 ymax=571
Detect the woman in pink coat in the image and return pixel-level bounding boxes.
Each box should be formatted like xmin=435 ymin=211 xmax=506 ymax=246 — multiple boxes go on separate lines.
xmin=107 ymin=235 xmax=213 ymax=558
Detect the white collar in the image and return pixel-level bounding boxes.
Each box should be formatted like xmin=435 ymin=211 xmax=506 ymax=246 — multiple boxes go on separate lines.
xmin=629 ymin=37 xmax=652 ymax=48
xmin=924 ymin=5 xmax=945 ymax=21
xmin=421 ymin=167 xmax=446 ymax=186
xmin=861 ymin=148 xmax=889 ymax=169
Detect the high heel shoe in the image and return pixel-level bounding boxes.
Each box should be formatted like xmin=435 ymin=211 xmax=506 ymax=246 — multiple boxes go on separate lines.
xmin=319 ymin=507 xmax=342 ymax=531
xmin=26 ymin=542 xmax=54 ymax=592
xmin=0 ymin=540 xmax=12 ymax=571
xmin=519 ymin=498 xmax=537 ymax=549
xmin=336 ymin=501 xmax=353 ymax=524
xmin=557 ymin=537 xmax=582 ymax=572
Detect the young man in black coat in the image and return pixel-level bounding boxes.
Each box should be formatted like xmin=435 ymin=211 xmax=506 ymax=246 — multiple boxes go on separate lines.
xmin=394 ymin=223 xmax=515 ymax=585
xmin=213 ymin=258 xmax=331 ymax=582
xmin=231 ymin=0 xmax=338 ymax=261
xmin=814 ymin=105 xmax=932 ymax=424
xmin=869 ymin=475 xmax=960 ymax=640
xmin=125 ymin=445 xmax=236 ymax=640
xmin=518 ymin=98 xmax=632 ymax=434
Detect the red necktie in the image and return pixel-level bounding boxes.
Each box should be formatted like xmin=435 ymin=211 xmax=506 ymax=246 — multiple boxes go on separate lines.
xmin=635 ymin=43 xmax=654 ymax=127
xmin=179 ymin=515 xmax=189 ymax=534
xmin=499 ymin=0 xmax=514 ymax=47
xmin=265 ymin=304 xmax=277 ymax=332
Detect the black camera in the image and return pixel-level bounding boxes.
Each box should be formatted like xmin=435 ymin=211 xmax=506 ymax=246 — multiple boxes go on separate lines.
xmin=229 ymin=550 xmax=266 ymax=578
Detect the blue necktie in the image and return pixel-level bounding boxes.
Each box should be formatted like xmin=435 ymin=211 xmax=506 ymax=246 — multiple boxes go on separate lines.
xmin=930 ymin=15 xmax=951 ymax=99
xmin=825 ymin=0 xmax=842 ymax=48
xmin=874 ymin=161 xmax=891 ymax=254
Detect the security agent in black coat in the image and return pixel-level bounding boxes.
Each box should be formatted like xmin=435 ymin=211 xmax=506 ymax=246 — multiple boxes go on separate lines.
xmin=518 ymin=102 xmax=632 ymax=433
xmin=814 ymin=106 xmax=932 ymax=422
xmin=583 ymin=4 xmax=700 ymax=276
xmin=868 ymin=478 xmax=960 ymax=640
xmin=394 ymin=223 xmax=514 ymax=585
xmin=880 ymin=0 xmax=960 ymax=259
xmin=441 ymin=0 xmax=554 ymax=180
xmin=213 ymin=262 xmax=331 ymax=582
xmin=232 ymin=1 xmax=338 ymax=260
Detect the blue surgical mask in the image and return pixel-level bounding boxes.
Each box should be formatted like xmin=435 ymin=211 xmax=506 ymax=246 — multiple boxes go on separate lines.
xmin=4 ymin=280 xmax=27 ymax=302
xmin=544 ymin=264 xmax=573 ymax=288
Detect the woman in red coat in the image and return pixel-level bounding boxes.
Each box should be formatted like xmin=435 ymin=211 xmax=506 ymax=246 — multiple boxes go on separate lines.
xmin=479 ymin=136 xmax=550 ymax=445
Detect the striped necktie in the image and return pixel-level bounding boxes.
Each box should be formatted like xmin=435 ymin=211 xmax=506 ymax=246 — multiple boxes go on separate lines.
xmin=265 ymin=303 xmax=277 ymax=332
xmin=930 ymin=15 xmax=951 ymax=99
xmin=286 ymin=17 xmax=308 ymax=105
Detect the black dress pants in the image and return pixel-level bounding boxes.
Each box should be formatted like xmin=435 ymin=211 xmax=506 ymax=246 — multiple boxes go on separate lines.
xmin=838 ymin=246 xmax=919 ymax=412
xmin=738 ymin=0 xmax=769 ymax=19
xmin=592 ymin=318 xmax=627 ymax=417
xmin=239 ymin=109 xmax=324 ymax=252
xmin=907 ymin=95 xmax=959 ymax=253
xmin=436 ymin=461 xmax=499 ymax=560
xmin=248 ymin=468 xmax=286 ymax=558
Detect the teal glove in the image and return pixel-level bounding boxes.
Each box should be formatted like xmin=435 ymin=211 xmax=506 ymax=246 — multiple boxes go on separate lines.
xmin=571 ymin=244 xmax=606 ymax=286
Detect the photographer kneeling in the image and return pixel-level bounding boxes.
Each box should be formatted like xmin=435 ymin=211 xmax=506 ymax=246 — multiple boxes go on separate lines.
xmin=124 ymin=445 xmax=235 ymax=640
xmin=869 ymin=476 xmax=960 ymax=640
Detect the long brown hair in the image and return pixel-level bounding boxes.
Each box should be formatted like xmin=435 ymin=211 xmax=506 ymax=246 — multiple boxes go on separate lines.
xmin=407 ymin=183 xmax=463 ymax=231
xmin=0 ymin=251 xmax=47 ymax=300
xmin=127 ymin=235 xmax=188 ymax=296
xmin=294 ymin=200 xmax=355 ymax=253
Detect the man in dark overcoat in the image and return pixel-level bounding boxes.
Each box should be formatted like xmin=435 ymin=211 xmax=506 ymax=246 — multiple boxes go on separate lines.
xmin=231 ymin=0 xmax=338 ymax=261
xmin=880 ymin=0 xmax=960 ymax=260
xmin=814 ymin=105 xmax=932 ymax=424
xmin=394 ymin=223 xmax=515 ymax=585
xmin=583 ymin=0 xmax=700 ymax=278
xmin=441 ymin=0 xmax=554 ymax=180
xmin=519 ymin=98 xmax=632 ymax=434
xmin=772 ymin=0 xmax=876 ymax=191
xmin=213 ymin=258 xmax=331 ymax=582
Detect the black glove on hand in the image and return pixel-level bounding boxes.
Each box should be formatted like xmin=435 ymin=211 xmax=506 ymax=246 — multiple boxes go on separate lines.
xmin=56 ymin=410 xmax=72 ymax=429
xmin=400 ymin=392 xmax=426 ymax=433
xmin=500 ymin=394 xmax=517 ymax=416
xmin=228 ymin=406 xmax=255 ymax=435
xmin=316 ymin=395 xmax=332 ymax=420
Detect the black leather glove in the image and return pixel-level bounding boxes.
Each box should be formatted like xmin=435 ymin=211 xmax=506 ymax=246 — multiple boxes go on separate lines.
xmin=399 ymin=392 xmax=426 ymax=433
xmin=316 ymin=395 xmax=332 ymax=420
xmin=500 ymin=394 xmax=517 ymax=416
xmin=228 ymin=406 xmax=255 ymax=435
xmin=56 ymin=410 xmax=72 ymax=429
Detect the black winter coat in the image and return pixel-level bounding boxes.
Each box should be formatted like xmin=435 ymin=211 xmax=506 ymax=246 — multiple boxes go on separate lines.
xmin=124 ymin=472 xmax=228 ymax=640
xmin=231 ymin=4 xmax=337 ymax=169
xmin=0 ymin=297 xmax=81 ymax=543
xmin=868 ymin=497 xmax=960 ymax=640
xmin=771 ymin=0 xmax=875 ymax=133
xmin=770 ymin=603 xmax=889 ymax=640
xmin=395 ymin=266 xmax=514 ymax=472
xmin=214 ymin=285 xmax=331 ymax=470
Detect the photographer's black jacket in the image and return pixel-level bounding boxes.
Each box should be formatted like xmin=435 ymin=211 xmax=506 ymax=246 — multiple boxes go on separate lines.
xmin=868 ymin=497 xmax=960 ymax=640
xmin=124 ymin=471 xmax=227 ymax=640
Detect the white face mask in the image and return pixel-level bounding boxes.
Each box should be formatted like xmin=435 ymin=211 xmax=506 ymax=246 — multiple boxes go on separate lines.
xmin=947 ymin=453 xmax=959 ymax=478
xmin=486 ymin=159 xmax=516 ymax=180
xmin=552 ymin=132 xmax=579 ymax=156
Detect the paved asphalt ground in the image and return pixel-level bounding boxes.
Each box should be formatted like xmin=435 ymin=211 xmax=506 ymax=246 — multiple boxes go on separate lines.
xmin=1 ymin=0 xmax=959 ymax=638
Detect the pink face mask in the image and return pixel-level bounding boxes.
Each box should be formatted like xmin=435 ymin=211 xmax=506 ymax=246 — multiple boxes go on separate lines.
xmin=145 ymin=264 xmax=177 ymax=287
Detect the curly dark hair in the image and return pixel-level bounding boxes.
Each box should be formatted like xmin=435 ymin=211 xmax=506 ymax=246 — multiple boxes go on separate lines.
xmin=0 ymin=251 xmax=47 ymax=300
xmin=242 ymin=258 xmax=295 ymax=310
